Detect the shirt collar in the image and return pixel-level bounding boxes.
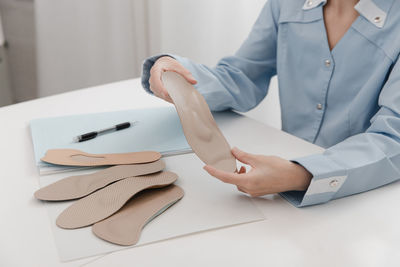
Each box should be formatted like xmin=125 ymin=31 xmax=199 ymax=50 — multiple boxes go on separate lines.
xmin=302 ymin=0 xmax=389 ymax=28
xmin=302 ymin=0 xmax=327 ymax=10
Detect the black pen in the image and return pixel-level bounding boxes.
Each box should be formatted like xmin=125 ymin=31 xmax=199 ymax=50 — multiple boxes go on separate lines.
xmin=73 ymin=121 xmax=137 ymax=142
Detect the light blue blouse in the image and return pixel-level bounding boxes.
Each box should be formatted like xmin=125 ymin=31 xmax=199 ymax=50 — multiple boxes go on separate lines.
xmin=141 ymin=0 xmax=400 ymax=207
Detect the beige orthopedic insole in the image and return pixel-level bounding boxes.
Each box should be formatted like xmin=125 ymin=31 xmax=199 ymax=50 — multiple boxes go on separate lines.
xmin=162 ymin=71 xmax=236 ymax=172
xmin=56 ymin=171 xmax=178 ymax=229
xmin=34 ymin=159 xmax=165 ymax=201
xmin=41 ymin=149 xmax=161 ymax=167
xmin=92 ymin=185 xmax=184 ymax=246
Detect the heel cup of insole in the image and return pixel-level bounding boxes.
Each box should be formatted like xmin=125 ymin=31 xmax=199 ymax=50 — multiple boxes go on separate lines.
xmin=92 ymin=185 xmax=184 ymax=246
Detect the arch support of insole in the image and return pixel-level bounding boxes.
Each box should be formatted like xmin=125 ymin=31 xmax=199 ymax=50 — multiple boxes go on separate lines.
xmin=92 ymin=185 xmax=184 ymax=246
xmin=162 ymin=71 xmax=236 ymax=172
xmin=41 ymin=149 xmax=161 ymax=167
xmin=34 ymin=159 xmax=166 ymax=201
xmin=56 ymin=171 xmax=178 ymax=229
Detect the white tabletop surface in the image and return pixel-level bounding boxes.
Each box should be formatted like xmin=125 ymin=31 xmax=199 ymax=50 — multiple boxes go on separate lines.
xmin=1 ymin=79 xmax=399 ymax=267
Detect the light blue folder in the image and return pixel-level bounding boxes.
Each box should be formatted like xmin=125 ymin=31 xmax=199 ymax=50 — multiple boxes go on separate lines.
xmin=30 ymin=107 xmax=191 ymax=174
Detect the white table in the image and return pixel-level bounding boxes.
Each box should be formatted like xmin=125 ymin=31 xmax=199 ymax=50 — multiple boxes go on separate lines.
xmin=1 ymin=79 xmax=399 ymax=267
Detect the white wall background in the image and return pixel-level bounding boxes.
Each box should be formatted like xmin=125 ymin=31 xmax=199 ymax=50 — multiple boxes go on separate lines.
xmin=35 ymin=0 xmax=140 ymax=97
xmin=0 ymin=46 xmax=13 ymax=106
xmin=0 ymin=13 xmax=4 ymax=45
xmin=0 ymin=11 xmax=13 ymax=106
xmin=148 ymin=0 xmax=266 ymax=65
xmin=0 ymin=0 xmax=37 ymax=104
xmin=34 ymin=0 xmax=281 ymax=128
xmin=148 ymin=0 xmax=281 ymax=129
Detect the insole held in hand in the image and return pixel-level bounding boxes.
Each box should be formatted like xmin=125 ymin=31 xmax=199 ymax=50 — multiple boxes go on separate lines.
xmin=162 ymin=71 xmax=236 ymax=172
xmin=34 ymin=159 xmax=166 ymax=201
xmin=56 ymin=171 xmax=178 ymax=229
xmin=92 ymin=185 xmax=184 ymax=246
xmin=41 ymin=149 xmax=161 ymax=167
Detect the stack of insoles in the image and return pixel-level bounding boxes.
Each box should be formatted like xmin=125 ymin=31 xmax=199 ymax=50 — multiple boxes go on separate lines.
xmin=35 ymin=150 xmax=183 ymax=246
xmin=34 ymin=72 xmax=237 ymax=246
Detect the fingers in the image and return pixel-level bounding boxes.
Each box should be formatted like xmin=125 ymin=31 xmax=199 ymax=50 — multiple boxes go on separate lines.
xmin=231 ymin=147 xmax=258 ymax=166
xmin=149 ymin=59 xmax=197 ymax=103
xmin=159 ymin=56 xmax=196 ymax=84
xmin=237 ymin=186 xmax=246 ymax=194
xmin=149 ymin=58 xmax=174 ymax=102
xmin=151 ymin=87 xmax=173 ymax=104
xmin=149 ymin=73 xmax=173 ymax=103
xmin=164 ymin=68 xmax=197 ymax=85
xmin=205 ymin=163 xmax=269 ymax=197
xmin=203 ymin=165 xmax=246 ymax=186
xmin=236 ymin=186 xmax=266 ymax=197
xmin=180 ymin=70 xmax=197 ymax=85
xmin=164 ymin=94 xmax=174 ymax=103
xmin=149 ymin=66 xmax=167 ymax=92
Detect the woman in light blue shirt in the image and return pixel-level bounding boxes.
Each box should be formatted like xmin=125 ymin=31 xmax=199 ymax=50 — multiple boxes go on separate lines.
xmin=141 ymin=0 xmax=400 ymax=207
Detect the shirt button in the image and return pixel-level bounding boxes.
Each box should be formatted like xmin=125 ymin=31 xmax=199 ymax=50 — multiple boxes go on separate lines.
xmin=330 ymin=179 xmax=339 ymax=188
xmin=316 ymin=103 xmax=323 ymax=110
xmin=324 ymin=59 xmax=331 ymax=67
xmin=306 ymin=0 xmax=313 ymax=6
xmin=374 ymin=16 xmax=381 ymax=23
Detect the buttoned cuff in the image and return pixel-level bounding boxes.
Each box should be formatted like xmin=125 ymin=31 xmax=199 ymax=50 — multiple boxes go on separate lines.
xmin=280 ymin=154 xmax=348 ymax=207
xmin=141 ymin=54 xmax=176 ymax=94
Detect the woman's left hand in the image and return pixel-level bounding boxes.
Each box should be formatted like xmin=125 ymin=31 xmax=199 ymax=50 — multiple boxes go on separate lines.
xmin=204 ymin=147 xmax=313 ymax=197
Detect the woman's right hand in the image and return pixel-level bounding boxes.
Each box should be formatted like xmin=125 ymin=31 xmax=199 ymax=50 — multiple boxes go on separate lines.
xmin=149 ymin=56 xmax=198 ymax=103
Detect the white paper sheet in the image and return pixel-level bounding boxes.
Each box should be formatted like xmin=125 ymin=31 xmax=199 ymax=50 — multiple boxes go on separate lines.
xmin=30 ymin=107 xmax=191 ymax=175
xmin=39 ymin=153 xmax=265 ymax=262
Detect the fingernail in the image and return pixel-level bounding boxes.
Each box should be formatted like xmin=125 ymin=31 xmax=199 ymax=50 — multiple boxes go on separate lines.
xmin=204 ymin=165 xmax=214 ymax=171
